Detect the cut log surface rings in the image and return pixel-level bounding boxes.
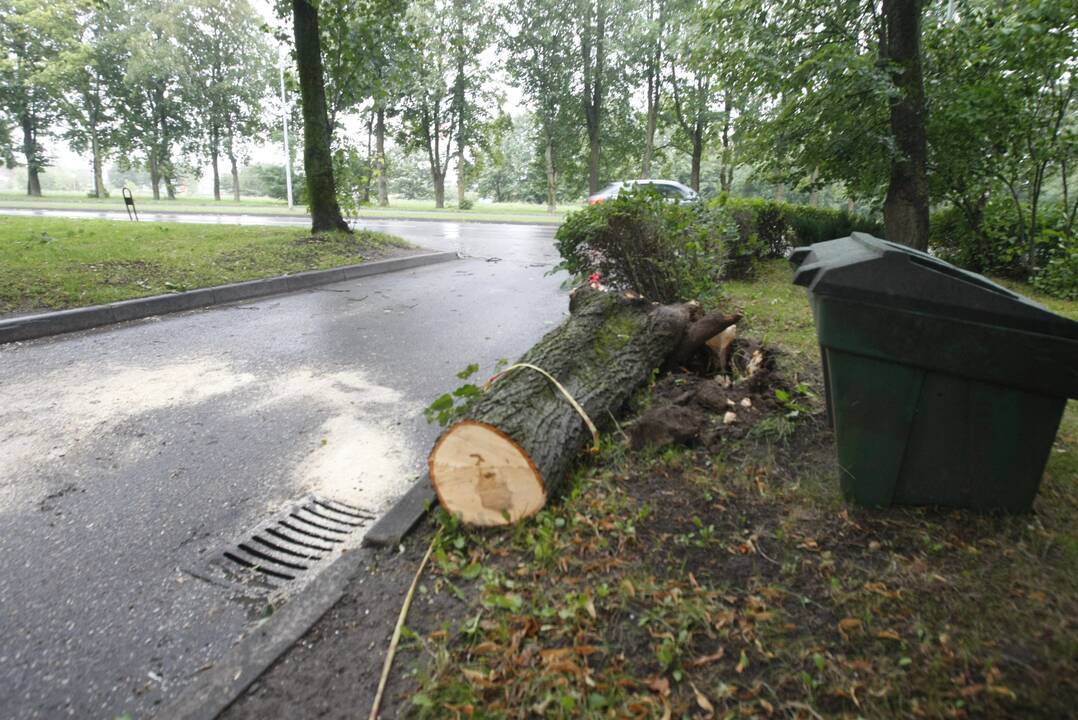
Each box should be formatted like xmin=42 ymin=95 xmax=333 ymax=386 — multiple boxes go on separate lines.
xmin=428 ymin=287 xmax=738 ymax=527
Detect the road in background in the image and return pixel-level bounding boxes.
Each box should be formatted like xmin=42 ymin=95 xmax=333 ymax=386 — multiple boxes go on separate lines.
xmin=0 ymin=220 xmax=565 ymax=718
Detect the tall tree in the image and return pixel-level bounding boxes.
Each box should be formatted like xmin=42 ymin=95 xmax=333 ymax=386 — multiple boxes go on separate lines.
xmin=639 ymin=0 xmax=666 ymax=178
xmin=291 ymin=0 xmax=349 ymax=232
xmin=49 ymin=3 xmax=125 ymax=198
xmin=0 ymin=0 xmax=75 ymax=196
xmin=665 ymin=0 xmax=724 ymax=192
xmin=320 ymin=0 xmax=411 ymax=207
xmin=880 ymin=0 xmax=929 ymax=249
xmin=580 ymin=0 xmax=609 ymax=195
xmin=504 ymin=0 xmax=579 ymax=211
xmin=119 ymin=0 xmax=192 ymax=200
xmin=182 ymin=0 xmax=273 ymax=201
xmin=398 ymin=0 xmax=457 ymax=208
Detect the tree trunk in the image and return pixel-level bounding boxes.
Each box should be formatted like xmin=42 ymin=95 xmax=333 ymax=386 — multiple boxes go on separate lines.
xmin=21 ymin=113 xmax=42 ymax=197
xmin=582 ymin=0 xmax=606 ymax=195
xmin=641 ymin=0 xmax=663 ymax=179
xmin=775 ymin=183 xmax=785 ymax=203
xmin=90 ymin=124 xmax=107 ymax=198
xmin=881 ymin=0 xmax=929 ymax=251
xmin=375 ymin=107 xmax=388 ymax=207
xmin=544 ymin=136 xmax=557 ymax=213
xmin=433 ymin=171 xmax=445 ymax=208
xmin=292 ymin=0 xmax=350 ymax=234
xmin=808 ymin=166 xmax=819 ymax=208
xmin=719 ymin=96 xmax=733 ymax=193
xmin=211 ymin=144 xmax=221 ymax=201
xmin=149 ymin=153 xmax=161 ymax=200
xmin=690 ymin=133 xmax=703 ymax=192
xmin=430 ymin=287 xmax=704 ymax=526
xmin=230 ymin=154 xmax=241 ymax=201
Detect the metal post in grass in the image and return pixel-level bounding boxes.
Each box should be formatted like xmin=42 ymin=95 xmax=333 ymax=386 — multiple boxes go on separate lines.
xmin=122 ymin=187 xmax=138 ymax=222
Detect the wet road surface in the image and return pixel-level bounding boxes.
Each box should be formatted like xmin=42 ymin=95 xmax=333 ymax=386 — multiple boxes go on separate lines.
xmin=0 ymin=218 xmax=565 ymax=718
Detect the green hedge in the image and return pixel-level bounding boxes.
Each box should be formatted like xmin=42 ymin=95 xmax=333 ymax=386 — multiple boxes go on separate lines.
xmin=717 ymin=198 xmax=882 ymax=278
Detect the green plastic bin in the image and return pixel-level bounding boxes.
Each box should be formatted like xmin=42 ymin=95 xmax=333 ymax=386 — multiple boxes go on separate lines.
xmin=790 ymin=233 xmax=1078 ymax=512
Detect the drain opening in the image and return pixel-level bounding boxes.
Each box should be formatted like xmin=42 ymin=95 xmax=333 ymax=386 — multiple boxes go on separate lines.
xmin=213 ymin=495 xmax=375 ymax=592
xmin=265 ymin=527 xmax=333 ymax=552
xmin=223 ymin=551 xmax=295 ymax=581
xmin=251 ymin=535 xmax=321 ymax=560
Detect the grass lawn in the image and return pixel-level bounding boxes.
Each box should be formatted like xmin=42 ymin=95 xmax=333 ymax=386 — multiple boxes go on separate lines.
xmin=396 ymin=259 xmax=1077 ymax=719
xmin=0 ymin=192 xmax=571 ymax=224
xmin=0 ymin=215 xmax=412 ymax=315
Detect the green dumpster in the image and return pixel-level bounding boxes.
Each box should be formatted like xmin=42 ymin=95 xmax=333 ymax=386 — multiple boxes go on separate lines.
xmin=790 ymin=233 xmax=1078 ymax=512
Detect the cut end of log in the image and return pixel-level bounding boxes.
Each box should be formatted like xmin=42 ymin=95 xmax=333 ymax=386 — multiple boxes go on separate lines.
xmin=428 ymin=420 xmax=546 ymax=526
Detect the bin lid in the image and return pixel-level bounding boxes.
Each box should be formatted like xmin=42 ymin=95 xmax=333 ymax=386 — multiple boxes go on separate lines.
xmin=790 ymin=233 xmax=1078 ymax=341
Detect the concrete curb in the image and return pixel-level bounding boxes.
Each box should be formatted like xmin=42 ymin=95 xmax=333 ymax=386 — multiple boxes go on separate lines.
xmin=159 ymin=479 xmax=435 ymax=720
xmin=0 ymin=251 xmax=458 ymax=345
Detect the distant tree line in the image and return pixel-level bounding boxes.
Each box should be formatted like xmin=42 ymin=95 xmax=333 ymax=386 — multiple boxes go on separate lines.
xmin=3 ymin=0 xmax=1076 ymax=286
xmin=0 ymin=0 xmax=273 ymax=200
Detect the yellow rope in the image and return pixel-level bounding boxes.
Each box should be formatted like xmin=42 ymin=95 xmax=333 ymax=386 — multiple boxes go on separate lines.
xmin=367 ymin=528 xmax=440 ymax=720
xmin=486 ymin=363 xmax=601 ymax=454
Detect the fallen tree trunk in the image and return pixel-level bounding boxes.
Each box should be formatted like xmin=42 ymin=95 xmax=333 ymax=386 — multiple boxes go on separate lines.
xmin=428 ymin=286 xmax=734 ymax=526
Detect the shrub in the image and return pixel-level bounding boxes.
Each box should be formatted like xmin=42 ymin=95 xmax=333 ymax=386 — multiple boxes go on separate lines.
xmin=554 ymin=188 xmax=734 ymax=303
xmin=1032 ymin=233 xmax=1078 ymax=300
xmin=458 ymin=198 xmax=474 ymax=210
xmin=718 ymin=198 xmax=881 ymax=278
xmin=929 ymin=201 xmax=1076 ymax=295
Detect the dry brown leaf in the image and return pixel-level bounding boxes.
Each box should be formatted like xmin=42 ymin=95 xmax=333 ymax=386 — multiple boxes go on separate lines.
xmin=837 ymin=617 xmax=863 ymax=639
xmin=863 ymin=582 xmax=901 ymax=599
xmin=876 ymin=630 xmax=901 ymax=641
xmin=758 ymin=698 xmax=775 ymax=715
xmin=471 ymin=641 xmax=502 ymax=655
xmin=574 ymin=645 xmax=602 ymax=657
xmin=690 ymin=682 xmax=715 ymax=716
xmin=540 ymin=647 xmax=574 ymax=664
xmin=461 ymin=668 xmax=492 ymax=687
xmin=545 ymin=660 xmax=584 ymax=678
xmin=687 ymin=647 xmax=726 ymax=667
xmin=646 ymin=676 xmax=671 ymax=697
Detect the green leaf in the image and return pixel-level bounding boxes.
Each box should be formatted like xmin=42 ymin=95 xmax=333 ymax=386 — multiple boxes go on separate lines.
xmin=429 ymin=394 xmax=454 ymax=411
xmin=456 ymin=363 xmax=480 ymax=380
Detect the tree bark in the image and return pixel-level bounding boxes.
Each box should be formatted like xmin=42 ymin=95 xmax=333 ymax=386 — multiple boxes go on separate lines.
xmin=690 ymin=133 xmax=703 ymax=192
xmin=433 ymin=171 xmax=445 ymax=208
xmin=211 ymin=123 xmax=221 ymax=201
xmin=375 ymin=106 xmax=388 ymax=206
xmin=21 ymin=112 xmax=42 ymax=197
xmin=90 ymin=122 xmax=108 ymax=198
xmin=641 ymin=0 xmax=663 ymax=179
xmin=719 ymin=96 xmax=733 ymax=193
xmin=429 ymin=287 xmax=701 ymax=526
xmin=544 ymin=136 xmax=558 ymax=213
xmin=230 ymin=154 xmax=240 ymax=201
xmin=149 ymin=153 xmax=161 ymax=200
xmin=582 ymin=0 xmax=606 ymax=195
xmin=292 ymin=0 xmax=350 ymax=234
xmin=881 ymin=0 xmax=929 ymax=251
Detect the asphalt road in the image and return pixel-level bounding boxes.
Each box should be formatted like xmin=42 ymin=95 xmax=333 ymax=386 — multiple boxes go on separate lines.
xmin=0 ymin=217 xmax=565 ymax=718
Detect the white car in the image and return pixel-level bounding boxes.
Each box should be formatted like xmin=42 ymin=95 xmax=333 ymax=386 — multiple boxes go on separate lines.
xmin=587 ymin=179 xmax=699 ymax=205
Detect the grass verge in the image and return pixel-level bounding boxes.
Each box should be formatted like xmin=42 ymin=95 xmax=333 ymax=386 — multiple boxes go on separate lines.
xmin=0 ymin=216 xmax=412 ymax=315
xmin=0 ymin=193 xmax=570 ymax=224
xmin=396 ymin=259 xmax=1077 ymax=718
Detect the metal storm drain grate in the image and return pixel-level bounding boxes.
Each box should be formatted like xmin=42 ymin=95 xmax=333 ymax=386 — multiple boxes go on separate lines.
xmin=206 ymin=495 xmax=375 ymax=596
